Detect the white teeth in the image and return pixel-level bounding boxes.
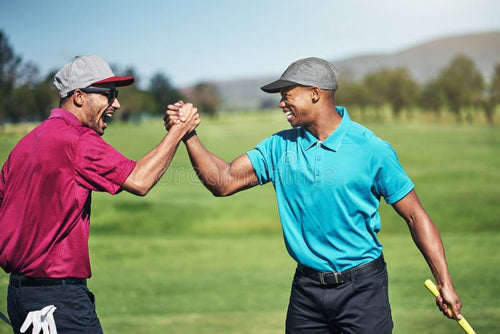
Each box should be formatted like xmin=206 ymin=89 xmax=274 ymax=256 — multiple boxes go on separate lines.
xmin=105 ymin=113 xmax=113 ymax=119
xmin=285 ymin=111 xmax=293 ymax=119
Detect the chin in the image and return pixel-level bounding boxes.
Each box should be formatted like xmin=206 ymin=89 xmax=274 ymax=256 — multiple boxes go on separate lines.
xmin=288 ymin=120 xmax=300 ymax=128
xmin=94 ymin=127 xmax=105 ymax=136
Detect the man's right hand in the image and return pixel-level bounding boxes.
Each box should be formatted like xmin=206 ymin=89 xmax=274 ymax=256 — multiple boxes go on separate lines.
xmin=178 ymin=102 xmax=200 ymax=135
xmin=164 ymin=100 xmax=188 ymax=130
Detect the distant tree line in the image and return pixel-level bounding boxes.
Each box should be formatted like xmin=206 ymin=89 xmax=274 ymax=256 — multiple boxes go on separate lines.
xmin=0 ymin=30 xmax=221 ymax=130
xmin=2 ymin=30 xmax=500 ymax=128
xmin=336 ymin=55 xmax=500 ymax=124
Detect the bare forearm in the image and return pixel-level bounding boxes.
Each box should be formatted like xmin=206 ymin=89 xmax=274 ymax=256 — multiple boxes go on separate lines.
xmin=164 ymin=101 xmax=258 ymax=195
xmin=393 ymin=190 xmax=462 ymax=318
xmin=122 ymin=127 xmax=184 ymax=196
xmin=184 ymin=134 xmax=231 ymax=195
xmin=184 ymin=134 xmax=258 ymax=196
xmin=407 ymin=212 xmax=463 ymax=317
xmin=407 ymin=213 xmax=452 ymax=286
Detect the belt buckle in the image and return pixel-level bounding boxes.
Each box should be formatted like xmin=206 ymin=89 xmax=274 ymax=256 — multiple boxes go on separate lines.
xmin=319 ymin=271 xmax=339 ymax=285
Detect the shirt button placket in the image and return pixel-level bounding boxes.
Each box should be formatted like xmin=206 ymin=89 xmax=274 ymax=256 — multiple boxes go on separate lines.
xmin=315 ymin=142 xmax=321 ymax=183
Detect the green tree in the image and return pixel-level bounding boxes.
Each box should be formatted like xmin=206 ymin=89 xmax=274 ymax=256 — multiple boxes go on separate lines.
xmin=362 ymin=72 xmax=387 ymax=109
xmin=114 ymin=67 xmax=156 ymax=121
xmin=363 ymin=68 xmax=419 ymax=117
xmin=189 ymin=82 xmax=220 ymax=117
xmin=0 ymin=30 xmax=22 ymax=129
xmin=420 ymin=79 xmax=447 ymax=114
xmin=388 ymin=68 xmax=419 ymax=116
xmin=118 ymin=86 xmax=156 ymax=121
xmin=8 ymin=62 xmax=40 ymax=122
xmin=483 ymin=63 xmax=500 ymax=125
xmin=336 ymin=81 xmax=370 ymax=109
xmin=32 ymin=71 xmax=59 ymax=120
xmin=437 ymin=55 xmax=484 ymax=121
xmin=148 ymin=72 xmax=184 ymax=115
xmin=8 ymin=84 xmax=34 ymax=122
xmin=8 ymin=63 xmax=57 ymax=122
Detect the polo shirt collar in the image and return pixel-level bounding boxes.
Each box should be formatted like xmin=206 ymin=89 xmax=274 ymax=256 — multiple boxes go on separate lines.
xmin=49 ymin=108 xmax=82 ymax=127
xmin=301 ymin=106 xmax=351 ymax=152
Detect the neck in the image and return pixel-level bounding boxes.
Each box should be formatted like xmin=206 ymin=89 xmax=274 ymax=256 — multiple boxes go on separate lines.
xmin=60 ymin=103 xmax=85 ymax=124
xmin=305 ymin=106 xmax=342 ymax=141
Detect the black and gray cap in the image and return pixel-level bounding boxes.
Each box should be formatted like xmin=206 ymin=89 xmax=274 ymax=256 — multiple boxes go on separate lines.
xmin=261 ymin=57 xmax=340 ymax=93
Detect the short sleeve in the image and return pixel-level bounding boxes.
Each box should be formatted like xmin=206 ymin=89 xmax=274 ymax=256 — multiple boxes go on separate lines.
xmin=373 ymin=142 xmax=414 ymax=204
xmin=246 ymin=136 xmax=274 ymax=185
xmin=73 ymin=131 xmax=137 ymax=194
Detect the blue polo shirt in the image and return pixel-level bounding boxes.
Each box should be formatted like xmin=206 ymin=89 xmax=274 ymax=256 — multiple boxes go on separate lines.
xmin=246 ymin=107 xmax=414 ymax=272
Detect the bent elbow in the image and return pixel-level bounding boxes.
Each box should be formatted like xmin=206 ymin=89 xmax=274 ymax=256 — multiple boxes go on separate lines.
xmin=134 ymin=188 xmax=149 ymax=197
xmin=122 ymin=179 xmax=151 ymax=197
xmin=124 ymin=186 xmax=149 ymax=197
xmin=208 ymin=185 xmax=233 ymax=197
xmin=210 ymin=188 xmax=229 ymax=197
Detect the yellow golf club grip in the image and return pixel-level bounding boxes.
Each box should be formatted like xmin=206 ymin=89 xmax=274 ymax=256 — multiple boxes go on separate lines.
xmin=424 ymin=279 xmax=476 ymax=334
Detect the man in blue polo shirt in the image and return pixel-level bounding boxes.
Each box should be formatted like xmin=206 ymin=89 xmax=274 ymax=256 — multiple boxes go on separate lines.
xmin=165 ymin=57 xmax=462 ymax=334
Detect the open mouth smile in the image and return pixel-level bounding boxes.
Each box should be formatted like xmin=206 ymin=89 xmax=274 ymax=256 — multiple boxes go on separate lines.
xmin=283 ymin=108 xmax=294 ymax=120
xmin=101 ymin=111 xmax=114 ymax=128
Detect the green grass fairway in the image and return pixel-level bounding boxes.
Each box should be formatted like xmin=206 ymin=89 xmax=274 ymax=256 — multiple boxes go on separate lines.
xmin=1 ymin=110 xmax=499 ymax=333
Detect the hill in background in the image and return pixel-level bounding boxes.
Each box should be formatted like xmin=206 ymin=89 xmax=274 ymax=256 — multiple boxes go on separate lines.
xmin=208 ymin=31 xmax=500 ymax=110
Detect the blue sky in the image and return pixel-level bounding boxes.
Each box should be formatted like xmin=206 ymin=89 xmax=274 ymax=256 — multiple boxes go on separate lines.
xmin=1 ymin=0 xmax=499 ymax=88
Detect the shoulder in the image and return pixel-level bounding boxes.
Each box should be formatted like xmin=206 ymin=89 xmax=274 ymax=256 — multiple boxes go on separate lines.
xmin=343 ymin=121 xmax=399 ymax=163
xmin=75 ymin=129 xmax=116 ymax=156
xmin=249 ymin=128 xmax=300 ymax=161
xmin=268 ymin=127 xmax=302 ymax=143
xmin=40 ymin=113 xmax=91 ymax=141
xmin=348 ymin=121 xmax=388 ymax=146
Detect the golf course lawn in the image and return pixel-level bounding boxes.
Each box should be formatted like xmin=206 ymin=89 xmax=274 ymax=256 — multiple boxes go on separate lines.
xmin=0 ymin=110 xmax=499 ymax=333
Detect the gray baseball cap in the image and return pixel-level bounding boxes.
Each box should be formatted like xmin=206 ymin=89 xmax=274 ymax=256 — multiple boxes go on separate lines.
xmin=261 ymin=57 xmax=339 ymax=93
xmin=53 ymin=55 xmax=134 ymax=98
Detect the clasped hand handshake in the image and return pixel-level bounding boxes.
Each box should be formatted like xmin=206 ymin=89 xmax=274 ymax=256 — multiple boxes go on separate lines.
xmin=163 ymin=100 xmax=200 ymax=137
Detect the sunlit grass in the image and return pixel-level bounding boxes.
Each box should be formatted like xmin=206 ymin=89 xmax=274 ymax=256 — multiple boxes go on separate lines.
xmin=0 ymin=110 xmax=499 ymax=333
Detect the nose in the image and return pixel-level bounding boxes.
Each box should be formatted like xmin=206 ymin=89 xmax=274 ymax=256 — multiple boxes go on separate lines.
xmin=279 ymin=99 xmax=286 ymax=108
xmin=111 ymin=98 xmax=121 ymax=109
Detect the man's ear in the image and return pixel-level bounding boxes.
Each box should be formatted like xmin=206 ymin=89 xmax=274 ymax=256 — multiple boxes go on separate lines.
xmin=72 ymin=89 xmax=85 ymax=107
xmin=311 ymin=86 xmax=321 ymax=103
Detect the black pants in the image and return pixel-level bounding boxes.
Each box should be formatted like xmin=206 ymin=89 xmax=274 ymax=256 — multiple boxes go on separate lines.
xmin=286 ymin=260 xmax=393 ymax=334
xmin=8 ymin=275 xmax=103 ymax=334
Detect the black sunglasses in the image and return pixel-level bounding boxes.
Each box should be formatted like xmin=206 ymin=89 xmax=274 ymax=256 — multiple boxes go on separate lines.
xmin=68 ymin=87 xmax=119 ymax=104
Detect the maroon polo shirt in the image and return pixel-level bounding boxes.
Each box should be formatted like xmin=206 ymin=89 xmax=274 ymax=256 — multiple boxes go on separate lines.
xmin=0 ymin=109 xmax=136 ymax=278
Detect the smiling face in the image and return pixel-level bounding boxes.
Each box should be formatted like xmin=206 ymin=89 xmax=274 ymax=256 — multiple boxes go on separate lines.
xmin=279 ymin=85 xmax=315 ymax=128
xmin=80 ymin=83 xmax=120 ymax=135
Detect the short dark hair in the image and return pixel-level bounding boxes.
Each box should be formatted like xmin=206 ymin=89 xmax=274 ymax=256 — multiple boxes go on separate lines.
xmin=59 ymin=96 xmax=70 ymax=107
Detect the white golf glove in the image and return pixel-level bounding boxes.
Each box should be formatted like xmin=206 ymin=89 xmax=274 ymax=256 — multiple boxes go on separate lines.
xmin=20 ymin=305 xmax=57 ymax=334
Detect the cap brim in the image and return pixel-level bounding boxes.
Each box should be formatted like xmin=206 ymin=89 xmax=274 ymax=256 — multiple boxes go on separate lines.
xmin=260 ymin=80 xmax=298 ymax=93
xmin=93 ymin=76 xmax=135 ymax=87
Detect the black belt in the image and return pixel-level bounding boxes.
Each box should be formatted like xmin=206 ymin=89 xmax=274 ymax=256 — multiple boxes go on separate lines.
xmin=9 ymin=274 xmax=87 ymax=287
xmin=297 ymin=255 xmax=385 ymax=286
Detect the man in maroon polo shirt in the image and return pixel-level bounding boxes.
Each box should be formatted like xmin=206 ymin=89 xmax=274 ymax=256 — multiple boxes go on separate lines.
xmin=0 ymin=55 xmax=199 ymax=333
